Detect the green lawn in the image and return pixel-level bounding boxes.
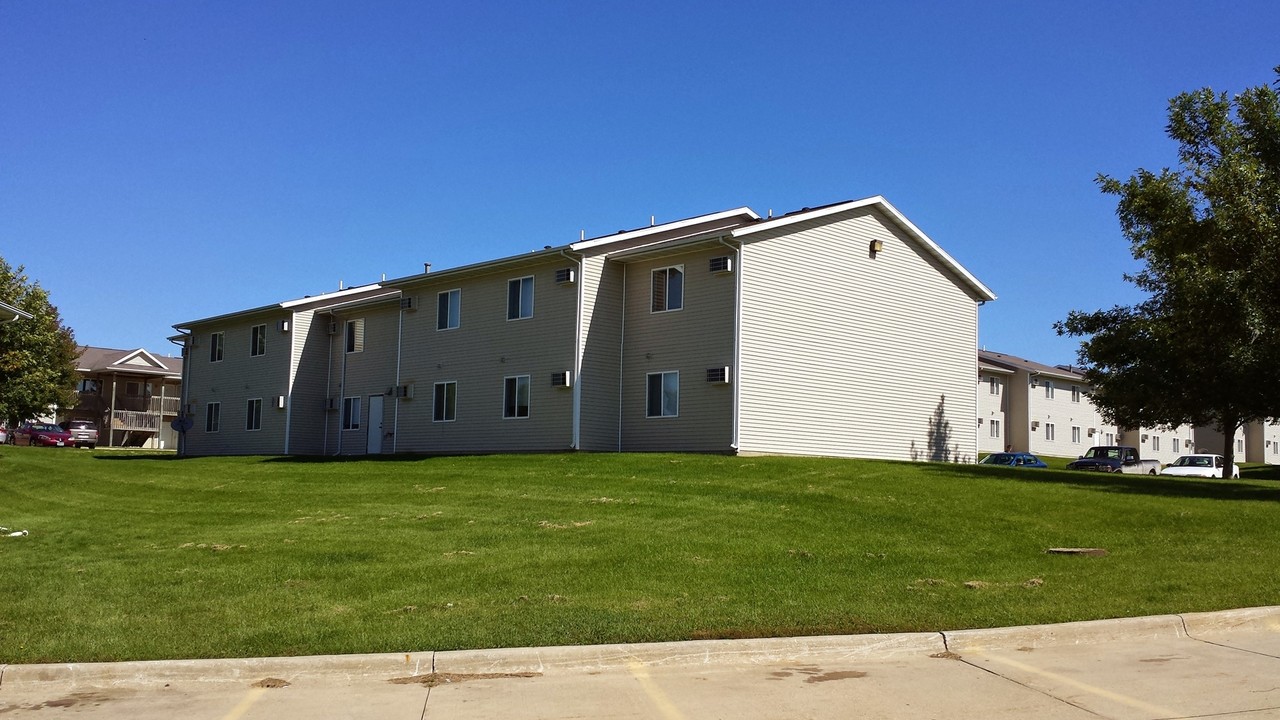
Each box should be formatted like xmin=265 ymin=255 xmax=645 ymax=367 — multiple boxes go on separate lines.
xmin=1 ymin=446 xmax=1278 ymax=664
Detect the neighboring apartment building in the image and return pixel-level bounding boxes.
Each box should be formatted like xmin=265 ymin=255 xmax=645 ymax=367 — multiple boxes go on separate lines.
xmin=175 ymin=196 xmax=997 ymax=461
xmin=979 ymin=349 xmax=1275 ymax=464
xmin=63 ymin=346 xmax=184 ymax=449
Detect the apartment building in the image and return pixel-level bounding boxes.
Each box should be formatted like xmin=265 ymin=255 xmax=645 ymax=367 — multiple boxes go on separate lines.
xmin=174 ymin=196 xmax=996 ymax=460
xmin=63 ymin=346 xmax=184 ymax=449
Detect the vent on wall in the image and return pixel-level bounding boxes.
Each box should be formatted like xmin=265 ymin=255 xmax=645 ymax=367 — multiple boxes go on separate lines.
xmin=400 ymin=296 xmax=417 ymax=312
xmin=395 ymin=384 xmax=414 ymax=399
xmin=327 ymin=321 xmax=339 ymax=335
xmin=706 ymin=366 xmax=731 ymax=384
xmin=555 ymin=268 xmax=576 ymax=285
xmin=709 ymin=256 xmax=733 ymax=274
xmin=551 ymin=370 xmax=572 ymax=387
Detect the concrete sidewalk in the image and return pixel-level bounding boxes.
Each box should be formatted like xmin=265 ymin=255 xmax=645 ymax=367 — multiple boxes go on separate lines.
xmin=2 ymin=607 xmax=1279 ymax=719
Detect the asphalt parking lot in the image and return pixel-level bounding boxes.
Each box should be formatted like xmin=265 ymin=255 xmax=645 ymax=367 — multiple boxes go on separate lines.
xmin=2 ymin=607 xmax=1278 ymax=719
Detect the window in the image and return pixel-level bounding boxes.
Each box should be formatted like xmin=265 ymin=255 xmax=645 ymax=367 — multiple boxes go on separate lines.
xmin=1237 ymin=438 xmax=1244 ymax=452
xmin=503 ymin=375 xmax=530 ymax=418
xmin=210 ymin=332 xmax=223 ymax=363
xmin=1044 ymin=381 xmax=1054 ymax=399
xmin=1172 ymin=438 xmax=1180 ymax=452
xmin=251 ymin=324 xmax=266 ymax=356
xmin=507 ymin=277 xmax=533 ymax=320
xmin=1106 ymin=432 xmax=1115 ymax=445
xmin=437 ymin=289 xmax=461 ymax=330
xmin=651 ymin=266 xmax=684 ymax=312
xmin=345 ymin=319 xmax=364 ymax=353
xmin=433 ymin=381 xmax=457 ymax=422
xmin=1072 ymin=426 xmax=1081 ymax=443
xmin=126 ymin=381 xmax=143 ymax=397
xmin=1071 ymin=385 xmax=1081 ymax=403
xmin=646 ymin=371 xmax=679 ymax=418
xmin=342 ymin=397 xmax=360 ymax=430
xmin=989 ymin=419 xmax=1001 ymax=438
xmin=205 ymin=402 xmax=221 ymax=433
xmin=76 ymin=379 xmax=99 ymax=393
xmin=988 ymin=377 xmax=1000 ymax=395
xmin=1152 ymin=436 xmax=1160 ymax=452
xmin=246 ymin=398 xmax=262 ymax=431
xmin=1045 ymin=422 xmax=1055 ymax=441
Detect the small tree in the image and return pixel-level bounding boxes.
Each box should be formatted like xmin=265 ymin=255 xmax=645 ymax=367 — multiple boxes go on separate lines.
xmin=0 ymin=257 xmax=79 ymax=427
xmin=1057 ymin=68 xmax=1280 ymax=478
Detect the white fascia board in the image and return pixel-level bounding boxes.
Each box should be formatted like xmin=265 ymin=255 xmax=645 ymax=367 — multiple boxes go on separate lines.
xmin=979 ymin=364 xmax=1015 ymax=375
xmin=113 ymin=348 xmax=167 ymax=370
xmin=311 ymin=290 xmax=404 ymax=314
xmin=602 ymin=224 xmax=743 ymax=261
xmin=173 ymin=285 xmax=384 ymax=330
xmin=732 ymin=196 xmax=997 ymax=302
xmin=570 ymin=208 xmax=760 ymax=252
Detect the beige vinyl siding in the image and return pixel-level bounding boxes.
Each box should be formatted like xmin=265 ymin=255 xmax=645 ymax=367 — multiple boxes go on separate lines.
xmin=324 ymin=303 xmax=401 ymax=455
xmin=578 ymin=255 xmax=624 ymax=451
xmin=285 ymin=310 xmax=332 ymax=455
xmin=619 ymin=247 xmax=736 ymax=452
xmin=737 ymin=207 xmax=979 ymax=461
xmin=393 ymin=259 xmax=577 ymax=454
xmin=977 ymin=370 xmax=1010 ymax=454
xmin=1026 ymin=377 xmax=1113 ymax=457
xmin=183 ymin=314 xmax=291 ymax=455
xmin=1245 ymin=420 xmax=1280 ymax=464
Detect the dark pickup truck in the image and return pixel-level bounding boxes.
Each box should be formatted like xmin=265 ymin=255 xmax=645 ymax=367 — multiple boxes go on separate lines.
xmin=1066 ymin=446 xmax=1161 ymax=475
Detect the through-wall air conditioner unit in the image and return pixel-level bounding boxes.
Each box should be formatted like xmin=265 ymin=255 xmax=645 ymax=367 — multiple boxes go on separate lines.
xmin=706 ymin=366 xmax=731 ymax=384
xmin=709 ymin=256 xmax=733 ymax=274
xmin=977 ymin=418 xmax=983 ymax=426
xmin=326 ymin=397 xmax=337 ymax=411
xmin=1088 ymin=428 xmax=1096 ymax=436
xmin=395 ymin=384 xmax=414 ymax=399
xmin=554 ymin=268 xmax=576 ymax=285
xmin=1031 ymin=421 xmax=1040 ymax=430
xmin=400 ymin=296 xmax=417 ymax=312
xmin=551 ymin=371 xmax=572 ymax=387
xmin=327 ymin=321 xmax=339 ymax=335
xmin=1141 ymin=434 xmax=1149 ymax=442
xmin=275 ymin=395 xmax=286 ymax=409
xmin=277 ymin=319 xmax=290 ymax=332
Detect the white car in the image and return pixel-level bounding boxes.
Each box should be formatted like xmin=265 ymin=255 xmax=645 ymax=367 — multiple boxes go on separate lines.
xmin=1159 ymin=454 xmax=1240 ymax=479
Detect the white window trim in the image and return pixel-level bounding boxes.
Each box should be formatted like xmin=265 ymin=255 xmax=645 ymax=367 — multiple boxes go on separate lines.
xmin=503 ymin=375 xmax=531 ymax=419
xmin=342 ymin=396 xmax=361 ymax=430
xmin=210 ymin=332 xmax=223 ymax=363
xmin=650 ymin=265 xmax=685 ymax=314
xmin=205 ymin=402 xmax=221 ymax=433
xmin=345 ymin=319 xmax=365 ymax=354
xmin=433 ymin=381 xmax=457 ymax=423
xmin=437 ymin=289 xmax=461 ymax=331
xmin=1045 ymin=422 xmax=1055 ymax=441
xmin=646 ymin=370 xmax=680 ymax=418
xmin=989 ymin=419 xmax=1001 ymax=438
xmin=246 ymin=397 xmax=262 ymax=432
xmin=250 ymin=324 xmax=266 ymax=357
xmin=507 ymin=277 xmax=534 ymax=321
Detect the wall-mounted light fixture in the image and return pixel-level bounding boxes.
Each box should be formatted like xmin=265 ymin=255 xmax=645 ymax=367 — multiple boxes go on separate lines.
xmin=869 ymin=239 xmax=884 ymax=255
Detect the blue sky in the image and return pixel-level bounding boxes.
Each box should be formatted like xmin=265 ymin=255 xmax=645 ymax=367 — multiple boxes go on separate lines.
xmin=2 ymin=1 xmax=1276 ymax=364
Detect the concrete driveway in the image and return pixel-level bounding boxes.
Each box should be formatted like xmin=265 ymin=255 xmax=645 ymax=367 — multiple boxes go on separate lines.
xmin=2 ymin=607 xmax=1278 ymax=719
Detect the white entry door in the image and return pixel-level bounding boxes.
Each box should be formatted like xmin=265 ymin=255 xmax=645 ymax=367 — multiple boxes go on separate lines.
xmin=366 ymin=395 xmax=384 ymax=454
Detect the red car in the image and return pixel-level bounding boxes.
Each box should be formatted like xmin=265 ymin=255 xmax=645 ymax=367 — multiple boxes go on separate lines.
xmin=11 ymin=422 xmax=73 ymax=447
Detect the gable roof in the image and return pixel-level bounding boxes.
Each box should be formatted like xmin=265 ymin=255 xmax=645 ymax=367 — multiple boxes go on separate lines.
xmin=979 ymin=349 xmax=1082 ymax=382
xmin=76 ymin=345 xmax=184 ymax=379
xmin=732 ymin=196 xmax=996 ymax=302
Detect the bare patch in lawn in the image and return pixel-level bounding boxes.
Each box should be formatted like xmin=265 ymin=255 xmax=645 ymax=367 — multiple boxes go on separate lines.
xmin=538 ymin=520 xmax=594 ymax=530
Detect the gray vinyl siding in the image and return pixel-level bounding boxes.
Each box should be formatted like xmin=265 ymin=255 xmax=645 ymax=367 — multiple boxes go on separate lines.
xmin=323 ymin=303 xmax=401 ymax=455
xmin=578 ymin=255 xmax=624 ymax=451
xmin=737 ymin=207 xmax=979 ymax=461
xmin=183 ymin=315 xmax=291 ymax=455
xmin=393 ymin=259 xmax=577 ymax=454
xmin=620 ymin=247 xmax=736 ymax=452
xmin=285 ymin=310 xmax=332 ymax=455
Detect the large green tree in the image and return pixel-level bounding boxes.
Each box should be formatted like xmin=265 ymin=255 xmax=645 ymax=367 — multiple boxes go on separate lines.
xmin=0 ymin=257 xmax=79 ymax=427
xmin=1057 ymin=68 xmax=1280 ymax=478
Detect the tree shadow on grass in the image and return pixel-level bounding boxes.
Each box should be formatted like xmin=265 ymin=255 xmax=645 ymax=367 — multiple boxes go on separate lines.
xmin=919 ymin=463 xmax=1280 ymax=502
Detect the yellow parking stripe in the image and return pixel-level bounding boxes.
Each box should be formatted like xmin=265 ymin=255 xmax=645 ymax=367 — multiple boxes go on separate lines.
xmin=220 ymin=687 xmax=268 ymax=720
xmin=968 ymin=649 xmax=1180 ymax=717
xmin=628 ymin=662 xmax=688 ymax=720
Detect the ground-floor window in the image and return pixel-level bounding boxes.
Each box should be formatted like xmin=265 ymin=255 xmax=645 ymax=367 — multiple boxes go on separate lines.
xmin=503 ymin=375 xmax=530 ymax=419
xmin=989 ymin=419 xmax=1001 ymax=438
xmin=434 ymin=381 xmax=457 ymax=422
xmin=342 ymin=396 xmax=361 ymax=430
xmin=246 ymin=398 xmax=262 ymax=431
xmin=646 ymin=371 xmax=679 ymax=418
xmin=1045 ymin=423 xmax=1055 ymax=441
xmin=205 ymin=402 xmax=220 ymax=433
xmin=1071 ymin=426 xmax=1081 ymax=443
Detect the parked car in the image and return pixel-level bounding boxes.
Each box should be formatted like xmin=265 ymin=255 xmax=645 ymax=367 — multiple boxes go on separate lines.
xmin=11 ymin=422 xmax=73 ymax=447
xmin=978 ymin=452 xmax=1047 ymax=468
xmin=1067 ymin=446 xmax=1161 ymax=474
xmin=61 ymin=419 xmax=99 ymax=449
xmin=1160 ymin=454 xmax=1240 ymax=479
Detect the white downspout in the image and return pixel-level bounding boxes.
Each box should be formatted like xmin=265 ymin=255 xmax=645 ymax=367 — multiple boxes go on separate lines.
xmin=283 ymin=313 xmax=294 ymax=455
xmin=393 ymin=303 xmax=404 ymax=453
xmin=324 ymin=317 xmax=333 ymax=455
xmin=617 ymin=262 xmax=626 ymax=452
xmin=337 ymin=318 xmax=347 ymax=456
xmin=561 ymin=249 xmax=583 ymax=450
xmin=719 ymin=237 xmax=741 ymax=451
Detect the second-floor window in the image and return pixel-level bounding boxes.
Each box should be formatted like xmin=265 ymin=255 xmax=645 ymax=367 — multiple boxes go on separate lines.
xmin=437 ymin=289 xmax=460 ymax=330
xmin=1044 ymin=381 xmax=1055 ymax=399
xmin=1071 ymin=385 xmax=1081 ymax=402
xmin=251 ymin=324 xmax=266 ymax=357
xmin=507 ymin=277 xmax=533 ymax=320
xmin=345 ymin=319 xmax=365 ymax=353
xmin=988 ymin=377 xmax=1000 ymax=395
xmin=210 ymin=332 xmax=223 ymax=363
xmin=651 ymin=266 xmax=684 ymax=312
